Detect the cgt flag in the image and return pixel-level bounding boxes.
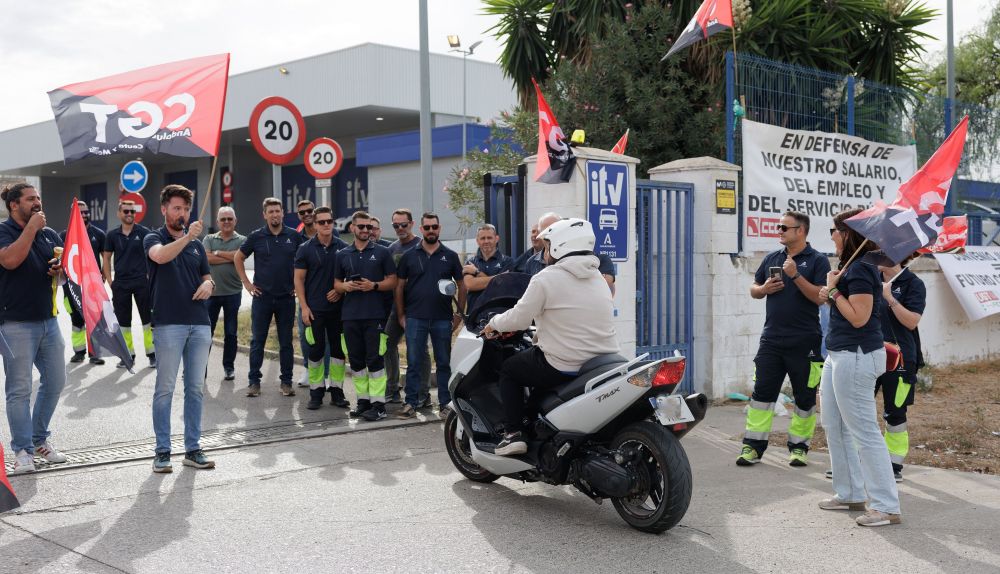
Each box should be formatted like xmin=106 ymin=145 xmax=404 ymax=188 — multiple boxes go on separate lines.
xmin=63 ymin=200 xmax=135 ymax=371
xmin=846 ymin=116 xmax=970 ymax=264
xmin=48 ymin=54 xmax=230 ymax=163
xmin=532 ymin=78 xmax=576 ymax=184
xmin=611 ymin=129 xmax=630 ymax=155
xmin=662 ymin=0 xmax=733 ymax=60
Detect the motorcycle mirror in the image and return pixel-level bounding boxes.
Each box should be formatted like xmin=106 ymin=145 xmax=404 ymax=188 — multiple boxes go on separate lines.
xmin=437 ymin=279 xmax=457 ymax=297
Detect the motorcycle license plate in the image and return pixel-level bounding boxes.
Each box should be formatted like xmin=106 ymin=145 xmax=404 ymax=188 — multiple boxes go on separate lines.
xmin=649 ymin=394 xmax=695 ymax=426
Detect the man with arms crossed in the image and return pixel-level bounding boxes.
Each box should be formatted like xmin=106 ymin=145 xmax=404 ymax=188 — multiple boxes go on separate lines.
xmin=203 ymin=206 xmax=245 ymax=381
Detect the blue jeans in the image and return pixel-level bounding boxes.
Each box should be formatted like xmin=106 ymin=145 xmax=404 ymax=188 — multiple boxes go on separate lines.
xmin=821 ymin=346 xmax=900 ymax=514
xmin=404 ymin=318 xmax=453 ymax=408
xmin=207 ymin=293 xmax=241 ymax=371
xmin=152 ymin=324 xmax=212 ymax=454
xmin=249 ymin=293 xmax=295 ymax=385
xmin=1 ymin=318 xmax=66 ymax=454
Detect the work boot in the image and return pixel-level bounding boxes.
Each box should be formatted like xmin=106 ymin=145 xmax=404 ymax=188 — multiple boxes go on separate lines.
xmin=328 ymin=387 xmax=350 ymax=408
xmin=89 ymin=356 xmax=105 ymax=365
xmin=349 ymin=399 xmax=371 ymax=419
xmin=361 ymin=402 xmax=387 ymax=422
xmin=70 ymin=350 xmax=86 ymax=363
xmin=307 ymin=388 xmax=325 ymax=410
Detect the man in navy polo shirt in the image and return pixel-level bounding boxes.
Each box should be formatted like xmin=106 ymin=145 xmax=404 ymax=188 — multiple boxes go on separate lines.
xmin=0 ymin=182 xmax=68 ymax=475
xmin=738 ymin=210 xmax=830 ymax=468
xmin=60 ymin=200 xmax=106 ymax=365
xmin=294 ymin=206 xmax=351 ymax=410
xmin=103 ymin=199 xmax=155 ymax=368
xmin=334 ymin=211 xmax=397 ymax=421
xmin=383 ymin=208 xmax=431 ymax=407
xmin=235 ymin=198 xmax=304 ymax=397
xmin=144 ymin=184 xmax=216 ymax=473
xmin=463 ymin=223 xmax=512 ymax=313
xmin=394 ymin=213 xmax=466 ymax=419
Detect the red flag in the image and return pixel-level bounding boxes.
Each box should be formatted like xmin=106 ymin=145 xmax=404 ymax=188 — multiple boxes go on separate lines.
xmin=846 ymin=116 xmax=970 ymax=263
xmin=919 ymin=215 xmax=968 ymax=254
xmin=611 ymin=129 xmax=630 ymax=155
xmin=63 ymin=201 xmax=135 ymax=370
xmin=532 ymin=78 xmax=576 ymax=183
xmin=48 ymin=54 xmax=230 ymax=163
xmin=662 ymin=0 xmax=733 ymax=60
xmin=0 ymin=444 xmax=19 ymax=513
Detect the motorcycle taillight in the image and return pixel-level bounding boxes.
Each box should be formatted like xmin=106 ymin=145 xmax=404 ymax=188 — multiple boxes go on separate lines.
xmin=652 ymin=359 xmax=686 ymax=387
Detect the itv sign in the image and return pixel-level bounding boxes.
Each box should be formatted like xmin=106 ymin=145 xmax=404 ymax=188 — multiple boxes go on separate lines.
xmin=587 ymin=161 xmax=629 ymax=262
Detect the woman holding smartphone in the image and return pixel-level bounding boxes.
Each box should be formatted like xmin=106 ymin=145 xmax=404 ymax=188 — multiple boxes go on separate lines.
xmin=817 ymin=208 xmax=901 ymax=527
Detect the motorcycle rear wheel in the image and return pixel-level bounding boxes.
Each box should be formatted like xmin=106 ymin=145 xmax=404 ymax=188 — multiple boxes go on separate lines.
xmin=610 ymin=421 xmax=692 ymax=533
xmin=444 ymin=410 xmax=500 ymax=483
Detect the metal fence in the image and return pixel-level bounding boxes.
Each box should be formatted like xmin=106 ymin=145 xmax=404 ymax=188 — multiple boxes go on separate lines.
xmin=636 ymin=180 xmax=694 ymax=393
xmin=725 ymin=51 xmax=1000 ymax=219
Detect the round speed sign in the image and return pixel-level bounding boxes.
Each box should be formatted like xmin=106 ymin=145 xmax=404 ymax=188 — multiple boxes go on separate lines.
xmin=249 ymin=96 xmax=306 ymax=165
xmin=304 ymin=138 xmax=344 ymax=179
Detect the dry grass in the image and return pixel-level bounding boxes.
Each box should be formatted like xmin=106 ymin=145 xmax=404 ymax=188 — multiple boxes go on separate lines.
xmin=767 ymin=358 xmax=1000 ymax=475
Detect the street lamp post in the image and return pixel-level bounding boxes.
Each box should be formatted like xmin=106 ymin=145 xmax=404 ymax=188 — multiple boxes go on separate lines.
xmin=448 ymin=36 xmax=482 ymax=163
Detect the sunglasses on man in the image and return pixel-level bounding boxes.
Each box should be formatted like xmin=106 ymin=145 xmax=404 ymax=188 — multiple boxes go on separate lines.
xmin=777 ymin=224 xmax=800 ymax=232
xmin=354 ymin=224 xmax=373 ymax=231
xmin=392 ymin=222 xmax=410 ymax=229
xmin=121 ymin=209 xmax=136 ymax=214
xmin=297 ymin=208 xmax=314 ymax=216
xmin=218 ymin=217 xmax=234 ymax=222
xmin=422 ymin=224 xmax=440 ymax=231
xmin=316 ymin=219 xmax=334 ymax=226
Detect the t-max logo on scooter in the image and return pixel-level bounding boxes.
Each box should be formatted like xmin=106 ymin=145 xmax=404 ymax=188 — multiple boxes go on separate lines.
xmin=596 ymin=386 xmax=621 ymax=403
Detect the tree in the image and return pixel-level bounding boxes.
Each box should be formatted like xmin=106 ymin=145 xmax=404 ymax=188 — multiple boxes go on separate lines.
xmin=545 ymin=6 xmax=724 ymax=175
xmin=484 ymin=0 xmax=938 ymax=104
xmin=443 ymin=108 xmax=536 ymax=234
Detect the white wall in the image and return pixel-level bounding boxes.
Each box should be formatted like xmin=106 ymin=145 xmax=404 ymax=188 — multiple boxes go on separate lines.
xmin=367 ymin=157 xmax=468 ymax=242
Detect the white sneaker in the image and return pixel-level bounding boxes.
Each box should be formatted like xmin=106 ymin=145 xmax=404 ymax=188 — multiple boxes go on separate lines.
xmin=10 ymin=450 xmax=36 ymax=475
xmin=34 ymin=441 xmax=67 ymax=463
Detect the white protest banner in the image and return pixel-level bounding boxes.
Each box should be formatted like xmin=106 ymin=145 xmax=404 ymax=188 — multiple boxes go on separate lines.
xmin=934 ymin=246 xmax=1000 ymax=321
xmin=742 ymin=120 xmax=917 ymax=253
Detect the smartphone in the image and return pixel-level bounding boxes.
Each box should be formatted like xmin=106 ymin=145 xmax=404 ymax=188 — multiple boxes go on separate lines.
xmin=349 ymin=273 xmax=363 ymax=282
xmin=769 ymin=266 xmax=782 ymax=280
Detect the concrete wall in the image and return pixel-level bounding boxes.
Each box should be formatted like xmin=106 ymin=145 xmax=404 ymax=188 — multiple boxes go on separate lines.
xmin=522 ymin=148 xmax=640 ymax=358
xmin=367 ymin=157 xmax=466 ymax=242
xmin=651 ymin=156 xmax=1000 ymax=399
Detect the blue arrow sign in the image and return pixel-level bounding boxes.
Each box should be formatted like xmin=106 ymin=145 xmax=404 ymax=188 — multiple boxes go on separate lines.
xmin=120 ymin=160 xmax=148 ymax=193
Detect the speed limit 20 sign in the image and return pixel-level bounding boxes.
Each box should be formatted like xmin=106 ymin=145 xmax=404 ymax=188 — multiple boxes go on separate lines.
xmin=304 ymin=138 xmax=344 ymax=179
xmin=249 ymin=96 xmax=306 ymax=165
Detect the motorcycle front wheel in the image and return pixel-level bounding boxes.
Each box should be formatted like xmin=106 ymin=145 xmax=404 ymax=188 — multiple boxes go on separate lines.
xmin=610 ymin=421 xmax=692 ymax=533
xmin=444 ymin=410 xmax=500 ymax=483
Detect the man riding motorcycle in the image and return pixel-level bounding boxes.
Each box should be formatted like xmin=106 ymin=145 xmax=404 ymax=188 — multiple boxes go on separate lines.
xmin=481 ymin=218 xmax=620 ymax=455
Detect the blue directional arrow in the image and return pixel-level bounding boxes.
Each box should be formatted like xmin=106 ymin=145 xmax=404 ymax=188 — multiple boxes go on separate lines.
xmin=120 ymin=160 xmax=148 ymax=193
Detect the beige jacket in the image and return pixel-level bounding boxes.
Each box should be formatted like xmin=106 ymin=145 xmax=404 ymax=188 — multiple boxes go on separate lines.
xmin=488 ymin=254 xmax=619 ymax=372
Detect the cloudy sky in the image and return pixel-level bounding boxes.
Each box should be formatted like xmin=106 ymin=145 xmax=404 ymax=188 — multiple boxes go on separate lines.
xmin=0 ymin=0 xmax=992 ymax=133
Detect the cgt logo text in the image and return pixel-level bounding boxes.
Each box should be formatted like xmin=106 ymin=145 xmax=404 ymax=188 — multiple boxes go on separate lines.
xmin=746 ymin=217 xmax=782 ymax=238
xmin=80 ymin=93 xmax=195 ymax=143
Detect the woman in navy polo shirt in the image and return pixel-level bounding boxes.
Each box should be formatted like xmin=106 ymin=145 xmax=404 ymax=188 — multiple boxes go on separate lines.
xmin=817 ymin=207 xmax=900 ymax=527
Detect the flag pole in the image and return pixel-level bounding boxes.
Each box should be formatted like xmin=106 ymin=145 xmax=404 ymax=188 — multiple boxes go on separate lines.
xmin=197 ymin=155 xmax=220 ymax=235
xmin=840 ymin=238 xmax=870 ymax=272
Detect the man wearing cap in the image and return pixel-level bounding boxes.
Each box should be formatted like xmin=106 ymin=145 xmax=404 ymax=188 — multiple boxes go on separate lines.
xmin=60 ymin=200 xmax=106 ymax=365
xmin=103 ymin=199 xmax=155 ymax=368
xmin=394 ymin=213 xmax=466 ymax=419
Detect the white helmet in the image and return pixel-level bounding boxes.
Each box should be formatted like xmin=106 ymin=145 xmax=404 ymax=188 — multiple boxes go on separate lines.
xmin=538 ymin=217 xmax=595 ymax=261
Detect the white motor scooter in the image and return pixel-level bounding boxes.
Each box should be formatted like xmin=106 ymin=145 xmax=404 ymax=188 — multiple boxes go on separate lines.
xmin=443 ymin=273 xmax=707 ymax=534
